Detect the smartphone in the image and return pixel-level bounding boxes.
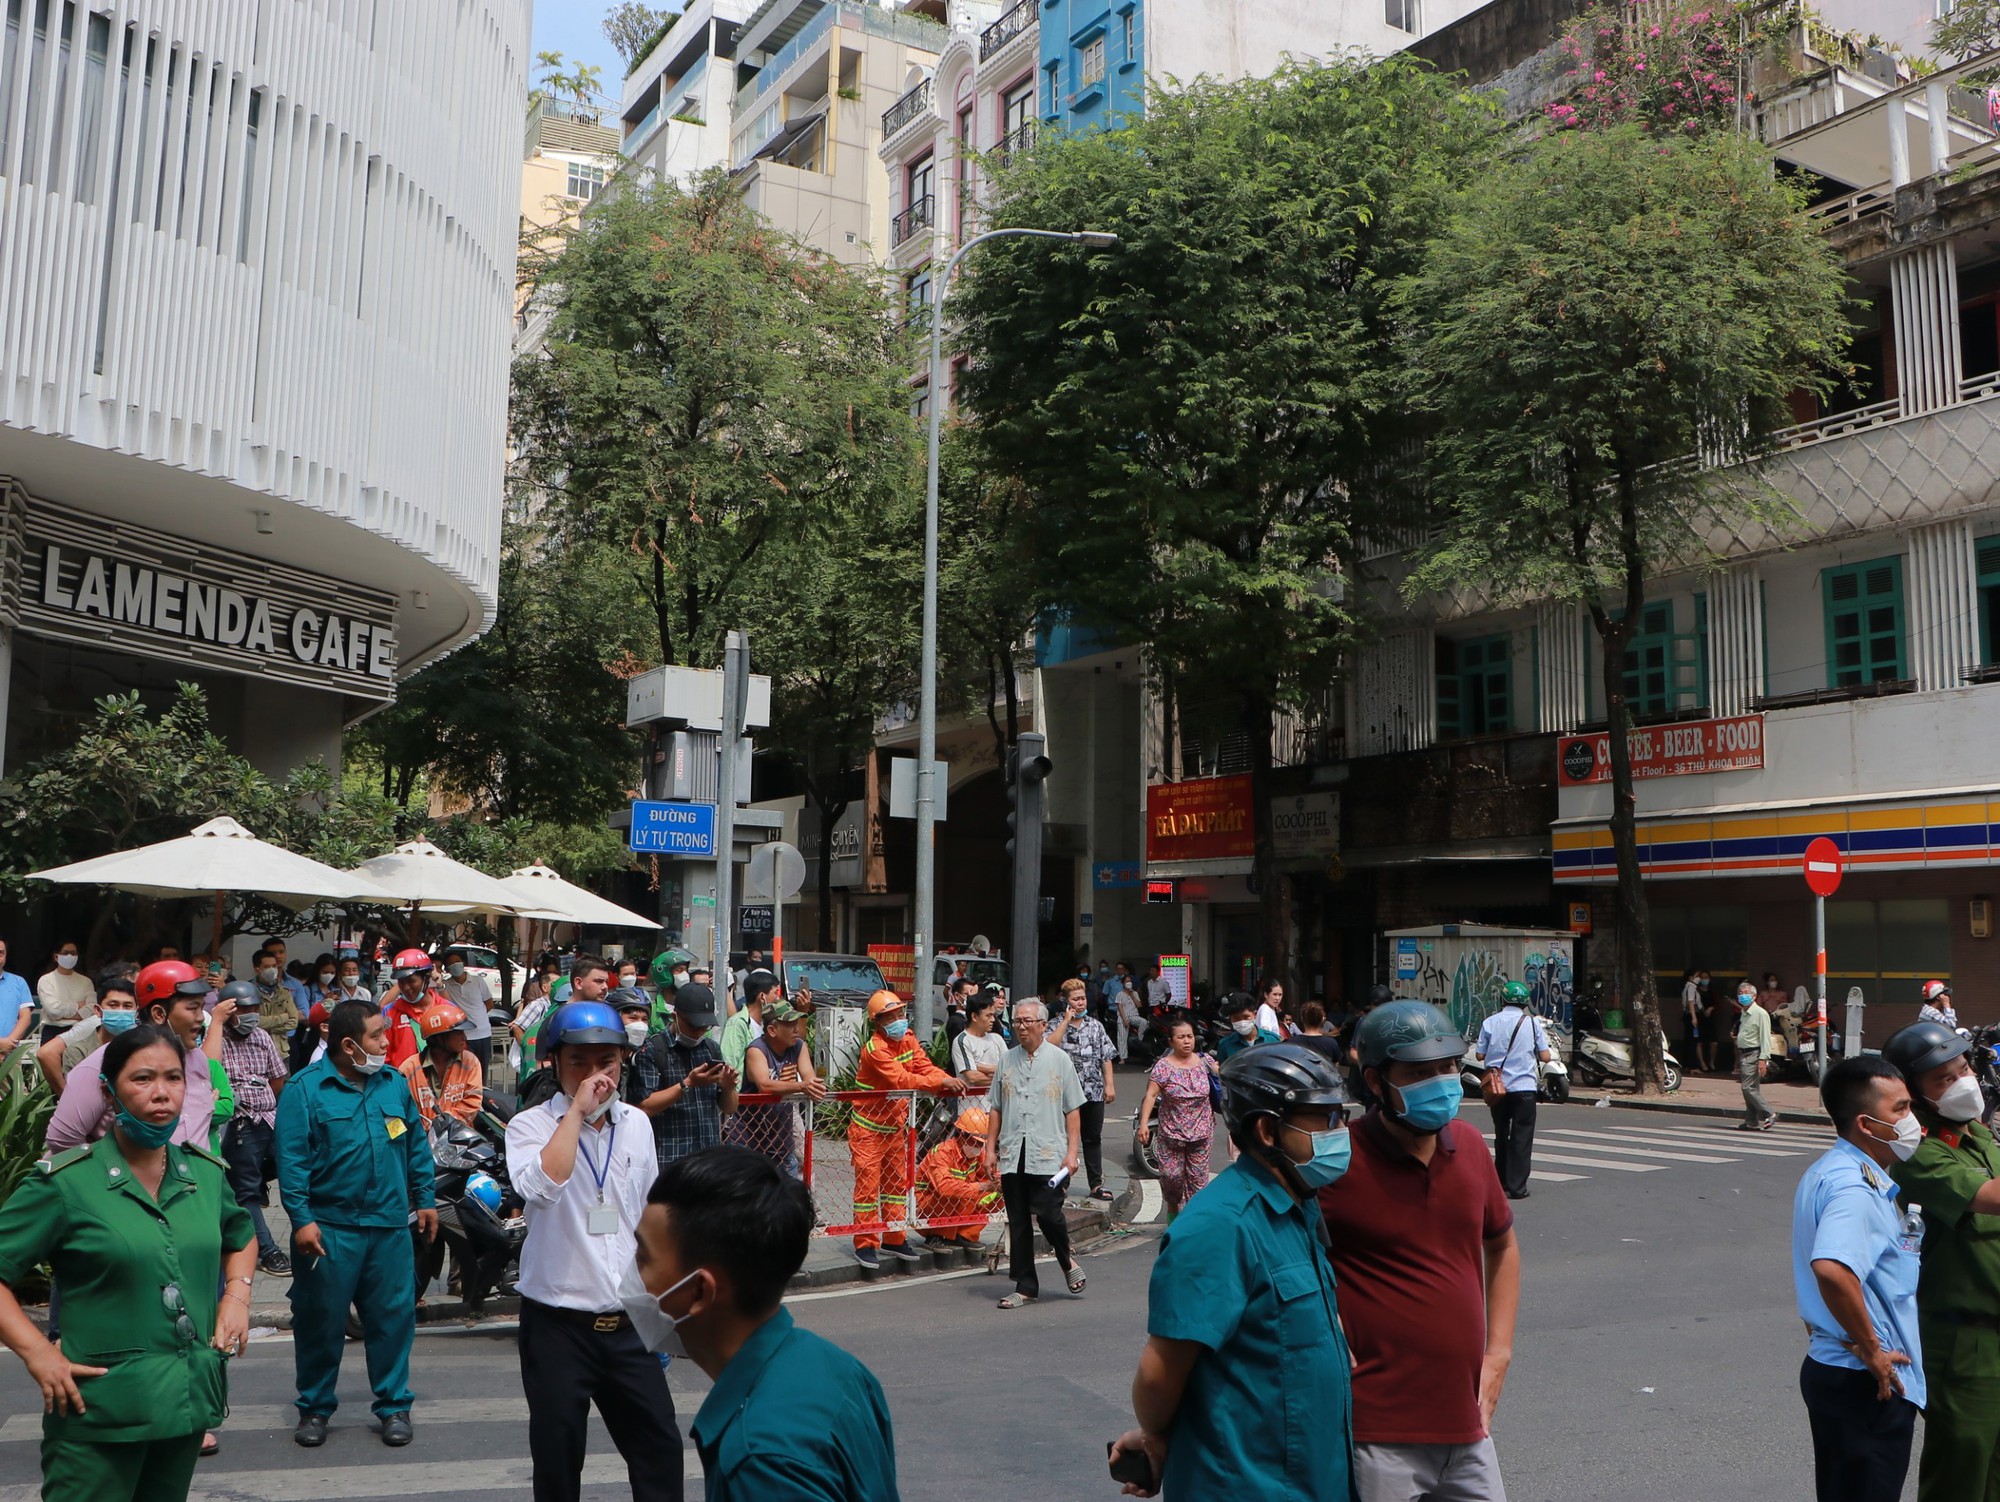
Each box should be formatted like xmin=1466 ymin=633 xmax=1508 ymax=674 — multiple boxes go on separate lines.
xmin=1107 ymin=1440 xmax=1153 ymax=1488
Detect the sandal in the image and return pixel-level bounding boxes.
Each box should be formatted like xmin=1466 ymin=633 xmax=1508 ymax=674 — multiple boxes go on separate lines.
xmin=1090 ymin=1187 xmax=1114 ymax=1202
xmin=1066 ymin=1264 xmax=1087 ymax=1295
xmin=200 ymin=1432 xmax=220 ymax=1458
xmin=998 ymin=1292 xmax=1036 ymax=1310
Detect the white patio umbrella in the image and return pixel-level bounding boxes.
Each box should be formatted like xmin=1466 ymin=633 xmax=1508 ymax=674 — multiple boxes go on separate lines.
xmin=495 ymin=864 xmax=661 ymax=931
xmin=348 ymin=840 xmax=526 ymax=916
xmin=27 ymin=815 xmax=399 ymax=954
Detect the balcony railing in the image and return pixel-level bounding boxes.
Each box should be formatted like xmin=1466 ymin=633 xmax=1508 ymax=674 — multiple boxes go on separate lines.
xmin=882 ymin=77 xmax=935 ymax=139
xmin=891 ymin=195 xmax=935 ymax=248
xmin=992 ymin=119 xmax=1036 ymax=164
xmin=980 ymin=0 xmax=1034 ymax=61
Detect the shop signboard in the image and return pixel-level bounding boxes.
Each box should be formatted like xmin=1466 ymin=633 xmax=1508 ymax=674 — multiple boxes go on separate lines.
xmin=1270 ymin=791 xmax=1340 ymax=859
xmin=1156 ymin=954 xmax=1192 ymax=1006
xmin=1556 ymin=714 xmax=1764 ymax=787
xmin=868 ymin=944 xmax=916 ymax=998
xmin=1146 ymin=775 xmax=1255 ymax=864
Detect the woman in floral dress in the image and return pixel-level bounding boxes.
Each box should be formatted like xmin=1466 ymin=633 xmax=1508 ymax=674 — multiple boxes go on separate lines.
xmin=1136 ymin=1017 xmax=1219 ymax=1216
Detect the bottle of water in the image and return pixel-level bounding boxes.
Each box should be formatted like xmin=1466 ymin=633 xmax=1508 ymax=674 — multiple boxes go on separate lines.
xmin=1900 ymin=1204 xmax=1925 ymax=1255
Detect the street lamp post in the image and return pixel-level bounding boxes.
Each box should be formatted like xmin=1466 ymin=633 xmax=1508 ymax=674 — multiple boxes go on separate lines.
xmin=913 ymin=225 xmax=1118 ymax=1039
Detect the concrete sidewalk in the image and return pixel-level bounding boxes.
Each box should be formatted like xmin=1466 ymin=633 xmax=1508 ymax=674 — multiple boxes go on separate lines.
xmin=1569 ymin=1069 xmax=1830 ymax=1125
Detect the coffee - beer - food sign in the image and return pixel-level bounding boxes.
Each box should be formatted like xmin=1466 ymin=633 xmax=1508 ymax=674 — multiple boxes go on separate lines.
xmin=19 ymin=501 xmax=398 ymax=701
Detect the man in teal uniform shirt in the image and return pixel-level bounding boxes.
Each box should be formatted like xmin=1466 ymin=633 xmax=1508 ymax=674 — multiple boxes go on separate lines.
xmin=626 ymin=1145 xmax=900 ymax=1501
xmin=275 ymin=1000 xmax=438 ymax=1449
xmin=1111 ymin=1042 xmax=1355 ymax=1499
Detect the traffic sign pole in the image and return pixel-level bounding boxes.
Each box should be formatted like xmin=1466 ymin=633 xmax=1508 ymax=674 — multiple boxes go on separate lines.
xmin=1802 ymin=837 xmax=1844 ymax=1075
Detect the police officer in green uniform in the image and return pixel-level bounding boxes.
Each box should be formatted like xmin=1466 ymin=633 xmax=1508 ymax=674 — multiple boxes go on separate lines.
xmin=1883 ymin=1020 xmax=2000 ymax=1502
xmin=274 ymin=999 xmax=437 ymax=1450
xmin=0 ymin=1023 xmax=254 ymax=1502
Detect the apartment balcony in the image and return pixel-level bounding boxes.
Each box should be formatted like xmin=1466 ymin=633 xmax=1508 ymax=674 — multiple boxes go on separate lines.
xmin=891 ymin=194 xmax=935 ymax=248
xmin=882 ymin=76 xmax=936 ymax=141
xmin=979 ymin=0 xmax=1035 ymax=63
xmin=992 ymin=118 xmax=1036 ymax=165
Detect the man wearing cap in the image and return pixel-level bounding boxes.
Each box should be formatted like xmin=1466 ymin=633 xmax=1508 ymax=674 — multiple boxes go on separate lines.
xmin=215 ymin=979 xmax=293 ymax=1275
xmin=630 ymin=983 xmax=738 ymax=1170
xmin=853 ymin=991 xmax=965 ymax=1270
xmin=1320 ymin=1000 xmax=1519 ymax=1502
xmin=1109 ymin=1043 xmax=1353 ymax=1498
xmin=1882 ymin=1020 xmax=2000 ymax=1502
xmin=1917 ymin=981 xmax=1959 ymax=1033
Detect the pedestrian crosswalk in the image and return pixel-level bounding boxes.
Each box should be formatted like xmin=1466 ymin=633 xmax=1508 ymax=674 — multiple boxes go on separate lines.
xmin=1478 ymin=1110 xmax=1831 ymax=1186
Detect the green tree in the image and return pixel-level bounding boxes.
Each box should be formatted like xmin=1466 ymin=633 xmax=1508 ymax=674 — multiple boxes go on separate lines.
xmin=512 ymin=173 xmax=919 ymax=674
xmin=529 ymin=51 xmax=607 ymax=124
xmin=1400 ymin=125 xmax=1849 ymax=1089
xmin=604 ymin=2 xmax=675 ymax=72
xmin=956 ymin=57 xmax=1494 ymax=991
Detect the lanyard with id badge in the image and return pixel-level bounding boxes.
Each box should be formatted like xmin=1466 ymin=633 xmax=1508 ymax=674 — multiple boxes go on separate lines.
xmin=577 ymin=1119 xmax=621 ymax=1236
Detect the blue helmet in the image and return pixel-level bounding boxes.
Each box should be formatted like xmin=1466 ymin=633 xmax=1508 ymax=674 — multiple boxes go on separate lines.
xmin=546 ymin=1000 xmax=627 ymax=1050
xmin=465 ymin=1171 xmax=503 ymax=1216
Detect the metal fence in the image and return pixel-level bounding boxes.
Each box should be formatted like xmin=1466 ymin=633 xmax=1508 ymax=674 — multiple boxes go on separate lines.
xmin=724 ymin=1087 xmax=998 ymax=1241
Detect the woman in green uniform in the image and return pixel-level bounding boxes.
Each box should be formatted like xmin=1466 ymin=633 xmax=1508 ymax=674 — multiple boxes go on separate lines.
xmin=0 ymin=1023 xmax=255 ymax=1501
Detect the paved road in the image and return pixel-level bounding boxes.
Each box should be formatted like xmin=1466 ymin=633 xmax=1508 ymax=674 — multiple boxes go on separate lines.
xmin=0 ymin=1102 xmax=1919 ymax=1499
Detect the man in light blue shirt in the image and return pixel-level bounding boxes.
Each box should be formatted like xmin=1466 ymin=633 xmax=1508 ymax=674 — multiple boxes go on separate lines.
xmin=1475 ymin=982 xmax=1551 ymax=1200
xmin=1792 ymin=1055 xmax=1925 ymax=1502
xmin=0 ymin=939 xmax=33 ymax=1059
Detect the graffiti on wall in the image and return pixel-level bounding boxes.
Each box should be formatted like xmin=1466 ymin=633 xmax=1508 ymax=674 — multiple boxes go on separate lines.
xmin=1396 ymin=938 xmax=1575 ymax=1038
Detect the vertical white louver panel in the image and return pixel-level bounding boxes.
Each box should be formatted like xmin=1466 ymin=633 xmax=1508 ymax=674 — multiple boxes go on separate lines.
xmin=1907 ymin=518 xmax=1977 ymax=692
xmin=1705 ymin=564 xmax=1765 ymax=716
xmin=1535 ymin=602 xmax=1587 ymax=733
xmin=1355 ymin=627 xmax=1434 ymax=756
xmin=1890 ymin=242 xmax=1962 ymax=420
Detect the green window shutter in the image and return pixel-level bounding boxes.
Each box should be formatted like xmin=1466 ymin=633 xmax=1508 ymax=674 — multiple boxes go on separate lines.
xmin=1435 ymin=638 xmax=1461 ymax=740
xmin=1436 ymin=634 xmax=1510 ymax=739
xmin=1823 ymin=557 xmax=1906 ymax=687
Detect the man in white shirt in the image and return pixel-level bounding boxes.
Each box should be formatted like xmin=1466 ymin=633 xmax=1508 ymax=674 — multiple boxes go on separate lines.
xmin=506 ymin=1000 xmax=682 ymax=1502
xmin=1476 ymin=982 xmax=1553 ymax=1200
xmin=438 ymin=948 xmax=496 ymax=1075
xmin=1146 ymin=963 xmax=1175 ymax=1010
xmin=951 ymin=986 xmax=1007 ymax=1120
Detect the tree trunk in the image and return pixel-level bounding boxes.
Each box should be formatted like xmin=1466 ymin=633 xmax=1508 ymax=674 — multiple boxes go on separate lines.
xmin=814 ymin=794 xmax=844 ymax=951
xmin=1243 ymin=692 xmax=1292 ymax=1002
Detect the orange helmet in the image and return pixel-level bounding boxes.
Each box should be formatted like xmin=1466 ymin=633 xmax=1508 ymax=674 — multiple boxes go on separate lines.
xmin=136 ymin=960 xmax=207 ymax=1007
xmin=392 ymin=948 xmax=433 ymax=977
xmin=866 ymin=990 xmax=906 ymax=1021
xmin=418 ymin=999 xmax=468 ymax=1037
xmin=954 ymin=1107 xmax=991 ymax=1138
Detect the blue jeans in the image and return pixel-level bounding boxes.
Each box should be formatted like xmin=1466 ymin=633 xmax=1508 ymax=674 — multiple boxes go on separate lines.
xmin=222 ymin=1118 xmax=278 ymax=1257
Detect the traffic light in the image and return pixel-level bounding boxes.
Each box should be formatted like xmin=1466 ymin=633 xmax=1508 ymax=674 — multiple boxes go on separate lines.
xmin=1006 ymin=732 xmax=1051 ymax=991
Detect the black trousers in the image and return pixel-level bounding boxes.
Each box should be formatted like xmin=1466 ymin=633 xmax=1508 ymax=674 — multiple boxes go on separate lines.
xmin=221 ymin=1117 xmax=279 ymax=1256
xmin=1000 ymin=1171 xmax=1073 ymax=1298
xmin=518 ymin=1299 xmax=682 ymax=1502
xmin=467 ymin=1036 xmax=493 ymax=1075
xmin=1078 ymin=1100 xmax=1106 ymax=1191
xmin=1488 ymin=1090 xmax=1537 ymax=1196
xmin=1800 ymin=1356 xmax=1917 ymax=1502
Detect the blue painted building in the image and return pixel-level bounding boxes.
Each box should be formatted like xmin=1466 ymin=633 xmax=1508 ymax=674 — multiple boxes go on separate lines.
xmin=1039 ymin=0 xmax=1145 ymax=132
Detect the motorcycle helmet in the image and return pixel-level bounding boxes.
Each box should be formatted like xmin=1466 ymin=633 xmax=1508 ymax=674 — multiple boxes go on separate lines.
xmin=1366 ymin=983 xmax=1394 ymax=1009
xmin=419 ymin=999 xmax=469 ymax=1037
xmin=465 ymin=1171 xmax=504 ymax=1216
xmin=1354 ymin=1001 xmax=1464 ymax=1071
xmin=1922 ymin=980 xmax=1951 ymax=1003
xmin=216 ymin=980 xmax=259 ymax=1008
xmin=136 ymin=961 xmax=208 ymax=1008
xmin=1218 ymin=1043 xmax=1348 ymax=1135
xmin=1882 ymin=1021 xmax=1969 ymax=1081
xmin=392 ymin=948 xmax=433 ymax=978
xmin=545 ymin=1000 xmax=627 ymax=1050
xmin=1500 ymin=981 xmax=1531 ymax=1004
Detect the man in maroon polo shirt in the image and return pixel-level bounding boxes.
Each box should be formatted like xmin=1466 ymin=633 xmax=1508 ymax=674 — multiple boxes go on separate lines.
xmin=1319 ymin=1001 xmax=1521 ymax=1502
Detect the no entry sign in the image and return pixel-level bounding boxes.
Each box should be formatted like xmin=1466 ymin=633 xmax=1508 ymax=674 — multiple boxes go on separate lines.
xmin=1803 ymin=837 xmax=1844 ymax=897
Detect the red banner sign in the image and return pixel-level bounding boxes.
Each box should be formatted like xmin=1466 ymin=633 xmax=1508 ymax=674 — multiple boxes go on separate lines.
xmin=1146 ymin=775 xmax=1256 ymax=863
xmin=1557 ymin=714 xmax=1765 ymax=787
xmin=867 ymin=944 xmax=915 ymax=999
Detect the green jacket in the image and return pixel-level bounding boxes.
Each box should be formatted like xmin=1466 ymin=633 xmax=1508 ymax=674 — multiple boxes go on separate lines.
xmin=0 ymin=1137 xmax=251 ymax=1441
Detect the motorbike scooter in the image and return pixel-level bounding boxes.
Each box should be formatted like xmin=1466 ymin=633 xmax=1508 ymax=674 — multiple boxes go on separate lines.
xmin=1567 ymin=1021 xmax=1681 ymax=1093
xmin=1458 ymin=1030 xmax=1571 ymax=1104
xmin=428 ymin=1111 xmax=527 ymax=1313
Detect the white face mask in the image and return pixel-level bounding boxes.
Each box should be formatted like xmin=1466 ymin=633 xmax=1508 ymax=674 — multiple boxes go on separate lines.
xmin=258 ymin=967 xmax=280 ymax=986
xmin=624 ymin=1021 xmax=649 ymax=1048
xmin=1232 ymin=1018 xmax=1257 ymax=1037
xmin=1862 ymin=1112 xmax=1923 ymax=1162
xmin=55 ymin=954 xmax=77 ymax=971
xmin=448 ymin=963 xmax=467 ymax=979
xmin=354 ymin=1047 xmax=387 ymax=1075
xmin=585 ymin=1093 xmax=617 ymax=1124
xmin=1934 ymin=1073 xmax=1984 ymax=1123
xmin=340 ymin=975 xmax=362 ymax=992
xmin=318 ymin=971 xmax=335 ymax=986
xmin=618 ymin=1260 xmax=694 ymax=1355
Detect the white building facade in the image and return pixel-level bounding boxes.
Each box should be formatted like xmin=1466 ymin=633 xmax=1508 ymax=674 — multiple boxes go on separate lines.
xmin=0 ymin=0 xmax=526 ymax=776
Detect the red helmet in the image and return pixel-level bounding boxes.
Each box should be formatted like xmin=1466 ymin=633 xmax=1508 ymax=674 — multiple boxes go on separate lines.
xmin=1922 ymin=980 xmax=1951 ymax=1002
xmin=418 ymin=999 xmax=468 ymax=1036
xmin=392 ymin=948 xmax=433 ymax=978
xmin=136 ymin=960 xmax=207 ymax=1007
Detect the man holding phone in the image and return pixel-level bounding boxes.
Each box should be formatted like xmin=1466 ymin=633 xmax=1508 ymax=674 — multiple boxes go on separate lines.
xmin=631 ymin=982 xmax=739 ymax=1170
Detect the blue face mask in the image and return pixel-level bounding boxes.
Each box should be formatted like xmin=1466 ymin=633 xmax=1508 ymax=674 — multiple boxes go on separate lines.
xmin=1288 ymin=1125 xmax=1352 ymax=1189
xmin=113 ymin=1105 xmax=177 ymax=1149
xmin=883 ymin=1020 xmax=910 ymax=1042
xmin=1391 ymin=1073 xmax=1462 ymax=1134
xmin=99 ymin=1009 xmax=137 ymax=1035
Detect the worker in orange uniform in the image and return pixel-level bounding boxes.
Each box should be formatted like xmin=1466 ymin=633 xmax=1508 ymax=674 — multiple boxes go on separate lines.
xmin=916 ymin=1106 xmax=1000 ymax=1246
xmin=400 ymin=1000 xmax=484 ymax=1128
xmin=851 ymin=991 xmax=966 ymax=1269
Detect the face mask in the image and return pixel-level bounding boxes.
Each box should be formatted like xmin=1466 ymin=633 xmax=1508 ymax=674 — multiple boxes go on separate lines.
xmin=319 ymin=971 xmax=335 ymax=986
xmin=1738 ymin=992 xmax=1756 ymax=1006
xmin=113 ymin=1105 xmax=178 ymax=1149
xmin=1863 ymin=1113 xmax=1923 ymax=1162
xmin=227 ymin=1016 xmax=255 ymax=1038
xmin=353 ymin=1047 xmax=387 ymax=1075
xmin=1934 ymin=1073 xmax=1984 ymax=1123
xmin=99 ymin=1009 xmax=137 ymax=1035
xmin=1391 ymin=1074 xmax=1462 ymax=1134
xmin=618 ymin=1260 xmax=694 ymax=1356
xmin=1232 ymin=1019 xmax=1257 ymax=1037
xmin=56 ymin=955 xmax=77 ymax=971
xmin=341 ymin=976 xmax=362 ymax=991
xmin=448 ymin=963 xmax=466 ymax=979
xmin=624 ymin=1021 xmax=649 ymax=1047
xmin=1287 ymin=1126 xmax=1352 ymax=1190
xmin=585 ymin=1094 xmax=616 ymax=1124
xmin=883 ymin=1020 xmax=910 ymax=1042
xmin=257 ymin=968 xmax=279 ymax=986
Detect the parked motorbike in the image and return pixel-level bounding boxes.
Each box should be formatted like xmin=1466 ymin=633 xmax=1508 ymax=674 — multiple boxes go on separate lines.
xmin=1969 ymin=1024 xmax=2000 ymax=1125
xmin=1457 ymin=1032 xmax=1572 ymax=1104
xmin=1568 ymin=1023 xmax=1682 ymax=1094
xmin=428 ymin=1110 xmax=527 ymax=1313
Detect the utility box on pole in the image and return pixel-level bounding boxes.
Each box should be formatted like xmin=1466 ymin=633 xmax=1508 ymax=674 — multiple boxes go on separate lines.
xmin=1006 ymin=733 xmax=1051 ymax=1003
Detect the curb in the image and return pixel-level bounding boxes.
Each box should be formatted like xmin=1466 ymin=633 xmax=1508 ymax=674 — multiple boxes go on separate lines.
xmin=1570 ymin=1089 xmax=1830 ymax=1126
